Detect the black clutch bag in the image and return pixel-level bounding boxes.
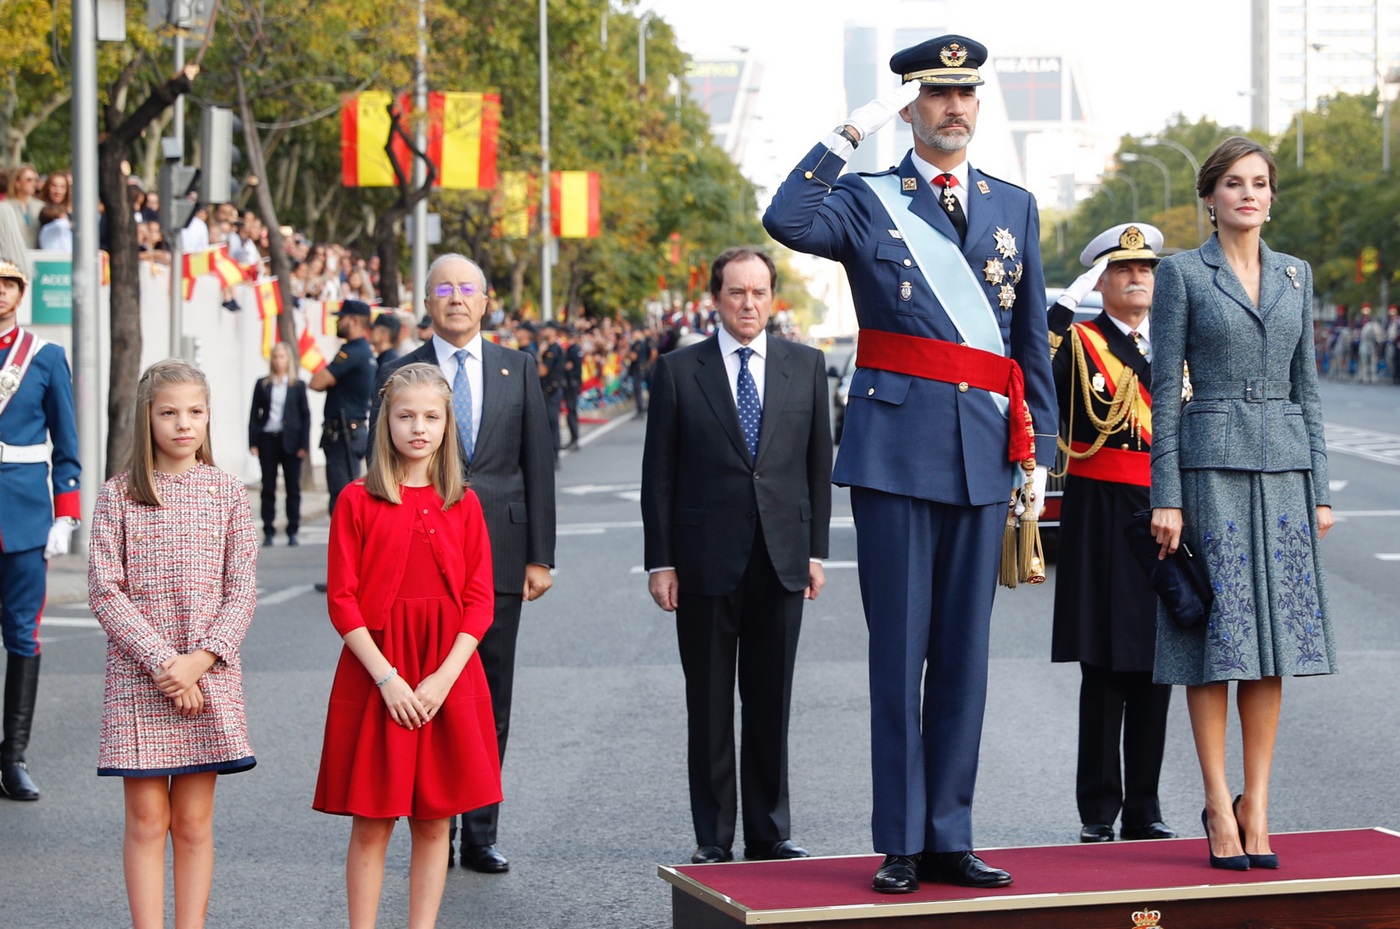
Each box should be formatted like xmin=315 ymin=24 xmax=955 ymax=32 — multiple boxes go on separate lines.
xmin=1122 ymin=509 xmax=1214 ymax=629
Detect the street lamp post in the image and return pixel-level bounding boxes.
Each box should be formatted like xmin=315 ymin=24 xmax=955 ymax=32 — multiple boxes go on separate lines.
xmin=1142 ymin=136 xmax=1205 ymax=242
xmin=1120 ymin=152 xmax=1170 ymax=214
xmin=1108 ymin=173 xmax=1139 ymax=218
xmin=638 ymin=11 xmax=654 ymax=173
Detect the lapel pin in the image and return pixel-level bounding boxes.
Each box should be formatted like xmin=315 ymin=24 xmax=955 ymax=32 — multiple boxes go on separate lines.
xmin=902 ymin=177 xmax=918 ymax=191
xmin=501 ymin=368 xmax=510 ymax=376
xmin=1285 ymin=266 xmax=1299 ymax=289
xmin=976 ymin=180 xmax=990 ymax=195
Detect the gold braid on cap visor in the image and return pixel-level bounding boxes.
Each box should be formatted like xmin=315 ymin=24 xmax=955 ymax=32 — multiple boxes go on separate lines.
xmin=0 ymin=260 xmax=29 ymax=288
xmin=901 ymin=68 xmax=982 ymax=84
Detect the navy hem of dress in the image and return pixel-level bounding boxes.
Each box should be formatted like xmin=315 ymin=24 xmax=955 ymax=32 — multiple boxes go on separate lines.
xmin=98 ymin=756 xmax=257 ymax=778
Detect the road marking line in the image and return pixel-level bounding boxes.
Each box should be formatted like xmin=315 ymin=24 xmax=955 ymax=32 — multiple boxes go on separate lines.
xmin=259 ymin=584 xmax=315 ymax=606
xmin=1377 ymin=554 xmax=1400 ymax=562
xmin=573 ymin=411 xmax=637 ymax=449
xmin=562 ymin=482 xmax=642 ymax=495
xmin=559 ymin=528 xmax=607 ymax=536
xmin=42 ymin=617 xmax=101 ymax=628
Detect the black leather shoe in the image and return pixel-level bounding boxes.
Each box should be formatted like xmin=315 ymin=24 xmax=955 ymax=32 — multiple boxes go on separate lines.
xmin=1080 ymin=823 xmax=1115 ymax=843
xmin=691 ymin=845 xmax=733 ymax=864
xmin=872 ymin=854 xmax=919 ymax=894
xmin=287 ymin=534 xmax=299 ymax=547
xmin=262 ymin=533 xmax=274 ymax=547
xmin=314 ymin=582 xmax=328 ymax=593
xmin=1122 ymin=821 xmax=1177 ymax=840
xmin=743 ymin=839 xmax=809 ymax=860
xmin=461 ymin=843 xmax=509 ymax=873
xmin=0 ymin=761 xmax=39 ymax=801
xmin=919 ymin=851 xmax=1012 ymax=888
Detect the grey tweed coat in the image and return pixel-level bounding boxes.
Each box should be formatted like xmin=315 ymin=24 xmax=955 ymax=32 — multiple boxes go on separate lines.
xmin=1148 ymin=234 xmax=1335 ymax=684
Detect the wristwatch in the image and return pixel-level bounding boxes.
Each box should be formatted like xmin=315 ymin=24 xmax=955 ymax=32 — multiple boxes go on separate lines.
xmin=835 ymin=125 xmax=861 ymax=149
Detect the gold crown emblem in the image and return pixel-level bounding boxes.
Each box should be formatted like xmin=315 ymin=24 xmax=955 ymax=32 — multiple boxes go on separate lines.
xmin=1132 ymin=910 xmax=1162 ymax=928
xmin=0 ymin=260 xmax=28 ymax=286
xmin=940 ymin=43 xmax=969 ymax=67
xmin=1120 ymin=226 xmax=1146 ymax=251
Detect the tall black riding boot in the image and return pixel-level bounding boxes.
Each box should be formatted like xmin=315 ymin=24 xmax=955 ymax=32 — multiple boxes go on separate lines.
xmin=1 ymin=653 xmax=42 ymax=801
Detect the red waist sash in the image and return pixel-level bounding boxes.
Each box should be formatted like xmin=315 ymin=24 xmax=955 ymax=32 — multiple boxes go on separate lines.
xmin=855 ymin=329 xmax=1034 ymax=464
xmin=1066 ymin=440 xmax=1150 ymax=487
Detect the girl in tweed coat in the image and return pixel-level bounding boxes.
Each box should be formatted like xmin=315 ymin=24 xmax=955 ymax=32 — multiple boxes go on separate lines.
xmin=89 ymin=359 xmax=257 ymax=929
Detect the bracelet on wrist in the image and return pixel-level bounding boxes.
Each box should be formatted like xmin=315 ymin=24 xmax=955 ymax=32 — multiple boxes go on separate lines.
xmin=374 ymin=667 xmax=398 ymax=688
xmin=836 ymin=125 xmax=861 ymax=149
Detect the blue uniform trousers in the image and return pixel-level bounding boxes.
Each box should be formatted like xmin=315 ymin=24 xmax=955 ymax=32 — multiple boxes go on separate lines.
xmin=851 ymin=488 xmax=1002 ymax=855
xmin=0 ymin=548 xmax=47 ymax=657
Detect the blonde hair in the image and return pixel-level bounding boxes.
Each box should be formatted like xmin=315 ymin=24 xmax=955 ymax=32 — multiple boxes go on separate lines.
xmin=365 ymin=363 xmax=464 ymax=508
xmin=263 ymin=341 xmax=300 ymax=385
xmin=128 ymin=359 xmax=215 ymax=506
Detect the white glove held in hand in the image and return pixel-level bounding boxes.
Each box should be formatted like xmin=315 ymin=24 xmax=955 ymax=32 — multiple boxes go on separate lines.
xmin=1014 ymin=466 xmax=1049 ymax=519
xmin=845 ymin=80 xmax=923 ymax=141
xmin=1060 ymin=262 xmax=1105 ymax=310
xmin=45 ymin=517 xmax=76 ymax=559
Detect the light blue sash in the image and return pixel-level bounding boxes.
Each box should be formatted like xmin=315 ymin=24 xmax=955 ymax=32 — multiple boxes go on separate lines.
xmin=865 ymin=173 xmax=1007 ymax=416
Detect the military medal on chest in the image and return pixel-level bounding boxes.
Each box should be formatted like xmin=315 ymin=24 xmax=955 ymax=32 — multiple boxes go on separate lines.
xmin=0 ymin=364 xmax=20 ymax=402
xmin=942 ymin=185 xmax=957 ymax=214
xmin=993 ymin=227 xmax=1018 ymax=260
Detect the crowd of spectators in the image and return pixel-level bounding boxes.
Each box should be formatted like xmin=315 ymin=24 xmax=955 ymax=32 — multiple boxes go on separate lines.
xmin=1319 ymin=307 xmax=1400 ymax=384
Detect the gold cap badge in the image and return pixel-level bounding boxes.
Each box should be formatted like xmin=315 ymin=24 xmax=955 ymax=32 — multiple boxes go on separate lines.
xmin=940 ymin=43 xmax=969 ymax=68
xmin=1120 ymin=226 xmax=1146 ymax=251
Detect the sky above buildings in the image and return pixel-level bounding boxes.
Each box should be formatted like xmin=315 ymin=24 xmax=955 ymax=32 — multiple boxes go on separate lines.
xmin=647 ymin=0 xmax=1257 ymax=196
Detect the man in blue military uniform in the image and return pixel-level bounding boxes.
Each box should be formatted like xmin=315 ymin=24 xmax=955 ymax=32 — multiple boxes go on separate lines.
xmin=309 ymin=299 xmax=377 ymax=515
xmin=0 ymin=211 xmax=80 ymax=801
xmin=764 ymin=34 xmax=1056 ymax=892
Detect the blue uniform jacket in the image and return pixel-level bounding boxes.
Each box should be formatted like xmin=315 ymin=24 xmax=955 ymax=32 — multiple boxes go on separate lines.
xmin=0 ymin=337 xmax=80 ymax=552
xmin=763 ymin=143 xmax=1056 ymax=507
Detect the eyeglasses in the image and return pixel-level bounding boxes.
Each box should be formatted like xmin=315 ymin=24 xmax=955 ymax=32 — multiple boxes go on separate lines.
xmin=432 ymin=282 xmax=481 ymax=298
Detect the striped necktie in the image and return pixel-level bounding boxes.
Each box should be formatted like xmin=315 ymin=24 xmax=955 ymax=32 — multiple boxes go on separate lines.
xmin=453 ymin=348 xmax=474 ymax=460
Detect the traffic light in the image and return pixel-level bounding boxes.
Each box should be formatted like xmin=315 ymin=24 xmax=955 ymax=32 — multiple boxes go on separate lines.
xmin=199 ymin=106 xmax=233 ymax=204
xmin=159 ymin=137 xmax=198 ymax=234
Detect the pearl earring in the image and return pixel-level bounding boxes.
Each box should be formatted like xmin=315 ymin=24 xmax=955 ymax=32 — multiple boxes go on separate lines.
xmin=1208 ymin=205 xmax=1216 ymax=224
xmin=1266 ymin=210 xmax=1272 ymax=222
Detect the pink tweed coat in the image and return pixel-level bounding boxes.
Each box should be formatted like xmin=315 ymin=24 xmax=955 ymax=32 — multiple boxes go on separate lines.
xmin=88 ymin=464 xmax=258 ymax=774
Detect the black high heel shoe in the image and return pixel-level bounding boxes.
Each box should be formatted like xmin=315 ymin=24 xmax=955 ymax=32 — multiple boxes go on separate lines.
xmin=1233 ymin=795 xmax=1279 ymax=869
xmin=1202 ymin=808 xmax=1250 ymax=871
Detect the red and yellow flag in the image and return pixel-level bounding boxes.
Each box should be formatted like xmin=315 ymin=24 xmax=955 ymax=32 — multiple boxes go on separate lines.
xmin=496 ymin=171 xmax=534 ymax=239
xmin=182 ymin=247 xmax=215 ymax=300
xmin=298 ymin=327 xmax=327 ymax=374
xmin=551 ymin=171 xmax=600 ymax=238
xmin=211 ymin=246 xmax=244 ymax=288
xmin=342 ymin=91 xmax=500 ymax=190
xmin=255 ymin=278 xmax=284 ymax=359
xmin=321 ymin=300 xmax=340 ymax=335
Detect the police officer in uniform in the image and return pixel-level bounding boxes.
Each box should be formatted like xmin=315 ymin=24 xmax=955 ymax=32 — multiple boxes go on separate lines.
xmin=309 ymin=298 xmax=376 ymax=514
xmin=0 ymin=210 xmax=80 ymax=801
xmin=1047 ymin=223 xmax=1176 ymax=845
xmin=536 ymin=322 xmax=566 ymax=466
xmin=764 ymin=36 xmax=1055 ymax=893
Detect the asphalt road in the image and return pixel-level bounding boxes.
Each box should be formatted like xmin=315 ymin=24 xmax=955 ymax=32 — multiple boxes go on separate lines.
xmin=3 ymin=376 xmax=1399 ymax=928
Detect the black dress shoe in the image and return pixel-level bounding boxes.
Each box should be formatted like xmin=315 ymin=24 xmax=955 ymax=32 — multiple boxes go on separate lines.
xmin=262 ymin=533 xmax=274 ymax=547
xmin=1121 ymin=821 xmax=1177 ymax=840
xmin=0 ymin=761 xmax=39 ymax=801
xmin=743 ymin=839 xmax=809 ymax=860
xmin=287 ymin=533 xmax=299 ymax=547
xmin=919 ymin=851 xmax=1012 ymax=888
xmin=1080 ymin=823 xmax=1115 ymax=843
xmin=314 ymin=582 xmax=328 ymax=593
xmin=872 ymin=854 xmax=919 ymax=894
xmin=691 ymin=845 xmax=733 ymax=864
xmin=461 ymin=843 xmax=509 ymax=873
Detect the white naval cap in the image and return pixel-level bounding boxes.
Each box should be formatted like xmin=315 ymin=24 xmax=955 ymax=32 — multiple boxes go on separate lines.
xmin=1079 ymin=222 xmax=1164 ymax=269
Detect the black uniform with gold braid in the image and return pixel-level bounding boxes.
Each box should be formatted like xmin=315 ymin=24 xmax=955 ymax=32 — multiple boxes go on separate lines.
xmin=1048 ymin=223 xmax=1175 ymax=841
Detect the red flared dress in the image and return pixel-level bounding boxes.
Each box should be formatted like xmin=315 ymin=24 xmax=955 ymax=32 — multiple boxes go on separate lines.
xmin=313 ymin=483 xmax=501 ymax=819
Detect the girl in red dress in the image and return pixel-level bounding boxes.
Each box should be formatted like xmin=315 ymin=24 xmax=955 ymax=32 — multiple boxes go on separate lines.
xmin=314 ymin=362 xmax=499 ymax=929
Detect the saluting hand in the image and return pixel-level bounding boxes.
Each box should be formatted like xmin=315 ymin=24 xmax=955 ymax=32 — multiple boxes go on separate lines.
xmin=844 ymin=80 xmax=923 ymax=142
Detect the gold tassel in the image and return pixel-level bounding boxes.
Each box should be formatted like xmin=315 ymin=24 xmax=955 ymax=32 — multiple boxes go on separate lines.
xmin=1016 ymin=461 xmax=1047 ymax=585
xmin=999 ymin=492 xmax=1020 ymax=589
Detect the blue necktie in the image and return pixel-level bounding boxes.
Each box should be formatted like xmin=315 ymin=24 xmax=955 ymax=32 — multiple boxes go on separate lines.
xmin=452 ymin=349 xmax=474 ymax=461
xmin=735 ymin=346 xmax=761 ymax=460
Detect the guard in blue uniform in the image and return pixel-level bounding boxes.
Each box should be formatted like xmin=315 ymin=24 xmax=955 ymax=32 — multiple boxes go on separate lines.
xmin=763 ymin=34 xmax=1056 ymax=893
xmin=308 ymin=299 xmax=377 ymax=515
xmin=0 ymin=213 xmax=80 ymax=801
xmin=1048 ymin=223 xmax=1177 ymax=846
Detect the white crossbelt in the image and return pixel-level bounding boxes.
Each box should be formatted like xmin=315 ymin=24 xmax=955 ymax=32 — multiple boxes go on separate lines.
xmin=0 ymin=442 xmax=50 ymax=464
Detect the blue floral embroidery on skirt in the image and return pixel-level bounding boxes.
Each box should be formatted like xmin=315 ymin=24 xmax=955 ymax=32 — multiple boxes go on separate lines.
xmin=1204 ymin=521 xmax=1253 ymax=675
xmin=1273 ymin=513 xmax=1326 ymax=666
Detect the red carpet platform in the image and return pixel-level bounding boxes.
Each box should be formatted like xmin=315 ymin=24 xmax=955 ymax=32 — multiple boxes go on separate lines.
xmin=658 ymin=828 xmax=1400 ymax=927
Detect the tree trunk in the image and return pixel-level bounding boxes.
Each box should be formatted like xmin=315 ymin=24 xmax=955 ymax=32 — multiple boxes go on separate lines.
xmin=372 ymin=100 xmax=437 ymax=310
xmin=236 ymin=69 xmax=296 ymax=345
xmin=98 ymin=65 xmax=197 ymax=477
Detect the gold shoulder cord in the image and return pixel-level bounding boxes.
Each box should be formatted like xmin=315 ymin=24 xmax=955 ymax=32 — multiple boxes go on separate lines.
xmin=1051 ymin=327 xmax=1141 ymax=477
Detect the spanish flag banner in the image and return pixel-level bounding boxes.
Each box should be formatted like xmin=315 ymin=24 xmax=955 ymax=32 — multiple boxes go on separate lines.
xmin=211 ymin=246 xmax=245 ymax=288
xmin=322 ymin=300 xmax=340 ymax=335
xmin=182 ymin=247 xmax=215 ymax=301
xmin=341 ymin=91 xmax=397 ymax=187
xmin=497 ymin=171 xmax=534 ymax=239
xmin=298 ymin=327 xmax=327 ymax=374
xmin=551 ymin=171 xmax=600 ymax=239
xmin=255 ymin=278 xmax=283 ymax=359
xmin=343 ymin=91 xmax=500 ymax=190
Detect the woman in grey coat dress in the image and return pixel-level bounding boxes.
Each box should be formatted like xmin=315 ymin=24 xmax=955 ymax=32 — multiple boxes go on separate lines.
xmin=1149 ymin=137 xmax=1335 ymax=871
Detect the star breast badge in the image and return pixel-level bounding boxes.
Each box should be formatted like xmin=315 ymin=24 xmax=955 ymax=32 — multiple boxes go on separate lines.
xmin=0 ymin=364 xmax=20 ymax=402
xmin=983 ymin=259 xmax=1006 ymax=285
xmin=998 ymin=284 xmax=1016 ymax=309
xmin=994 ymin=227 xmax=1018 ymax=260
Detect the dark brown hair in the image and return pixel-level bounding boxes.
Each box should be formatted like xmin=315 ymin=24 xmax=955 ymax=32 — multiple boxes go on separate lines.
xmin=1197 ymin=136 xmax=1277 ymax=208
xmin=709 ymin=246 xmax=777 ymax=298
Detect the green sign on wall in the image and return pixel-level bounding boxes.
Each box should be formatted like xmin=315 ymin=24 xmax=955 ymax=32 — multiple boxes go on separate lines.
xmin=30 ymin=258 xmax=72 ymax=325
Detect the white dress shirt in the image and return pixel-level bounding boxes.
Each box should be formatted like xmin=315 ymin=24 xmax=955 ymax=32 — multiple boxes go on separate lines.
xmin=434 ymin=332 xmax=484 ymax=450
xmin=910 ymin=150 xmax=969 ymax=217
xmin=716 ymin=327 xmax=767 ymax=408
xmin=1106 ymin=314 xmax=1152 ymax=363
xmin=264 ymin=376 xmax=289 ymax=432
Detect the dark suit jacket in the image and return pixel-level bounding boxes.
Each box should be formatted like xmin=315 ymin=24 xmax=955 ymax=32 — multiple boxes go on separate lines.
xmin=247 ymin=378 xmax=312 ymax=457
xmin=641 ymin=335 xmax=834 ymax=596
xmin=371 ymin=339 xmax=556 ymax=594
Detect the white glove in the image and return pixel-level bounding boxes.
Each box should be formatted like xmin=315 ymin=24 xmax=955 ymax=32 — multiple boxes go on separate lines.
xmin=45 ymin=517 xmax=77 ymax=559
xmin=1014 ymin=466 xmax=1049 ymax=519
xmin=844 ymin=80 xmax=923 ymax=141
xmin=1059 ymin=262 xmax=1105 ymax=310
